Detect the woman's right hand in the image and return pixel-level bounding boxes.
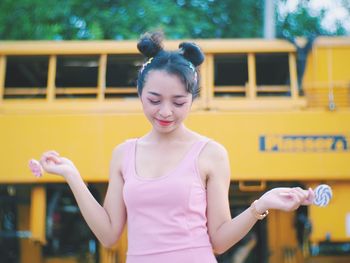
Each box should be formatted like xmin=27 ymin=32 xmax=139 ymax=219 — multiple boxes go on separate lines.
xmin=39 ymin=151 xmax=80 ymax=178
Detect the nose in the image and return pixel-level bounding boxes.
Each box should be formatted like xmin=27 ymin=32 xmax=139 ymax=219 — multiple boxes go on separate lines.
xmin=159 ymin=103 xmax=173 ymax=118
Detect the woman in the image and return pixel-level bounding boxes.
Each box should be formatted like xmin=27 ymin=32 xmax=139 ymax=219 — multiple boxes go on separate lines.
xmin=33 ymin=32 xmax=314 ymax=263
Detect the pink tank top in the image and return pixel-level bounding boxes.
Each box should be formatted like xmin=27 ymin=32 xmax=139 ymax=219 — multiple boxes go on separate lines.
xmin=122 ymin=138 xmax=212 ymax=256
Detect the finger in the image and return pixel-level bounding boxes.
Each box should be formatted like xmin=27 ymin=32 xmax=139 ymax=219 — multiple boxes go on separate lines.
xmin=279 ymin=188 xmax=303 ymax=199
xmin=43 ymin=150 xmax=61 ymax=160
xmin=46 ymin=150 xmax=60 ymax=156
xmin=302 ymin=188 xmax=315 ymax=205
xmin=292 ymin=187 xmax=309 ymax=203
xmin=280 ymin=190 xmax=301 ymax=210
xmin=41 ymin=150 xmax=60 ymax=159
xmin=279 ymin=192 xmax=292 ymax=197
xmin=279 ymin=188 xmax=296 ymax=198
xmin=41 ymin=152 xmax=62 ymax=165
xmin=289 ymin=193 xmax=301 ymax=210
xmin=28 ymin=159 xmax=44 ymax=177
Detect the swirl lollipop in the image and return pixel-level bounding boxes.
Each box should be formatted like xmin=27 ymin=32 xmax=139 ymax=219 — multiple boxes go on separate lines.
xmin=313 ymin=184 xmax=332 ymax=207
xmin=29 ymin=159 xmax=43 ymax=178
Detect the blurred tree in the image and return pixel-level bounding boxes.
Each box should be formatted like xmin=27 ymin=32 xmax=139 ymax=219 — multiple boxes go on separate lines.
xmin=0 ymin=0 xmax=262 ymax=40
xmin=276 ymin=0 xmax=349 ymax=38
xmin=0 ymin=0 xmax=71 ymax=40
xmin=0 ymin=0 xmax=348 ymax=40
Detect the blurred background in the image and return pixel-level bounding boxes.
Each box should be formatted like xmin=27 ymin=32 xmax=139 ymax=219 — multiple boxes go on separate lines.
xmin=0 ymin=1 xmax=350 ymax=263
xmin=0 ymin=0 xmax=349 ymax=40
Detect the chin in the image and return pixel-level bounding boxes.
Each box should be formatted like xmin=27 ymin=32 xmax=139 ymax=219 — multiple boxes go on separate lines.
xmin=156 ymin=126 xmax=174 ymax=133
xmin=154 ymin=124 xmax=177 ymax=133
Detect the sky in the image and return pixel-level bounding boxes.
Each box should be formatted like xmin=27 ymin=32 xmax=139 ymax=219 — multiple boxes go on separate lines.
xmin=278 ymin=0 xmax=350 ymax=34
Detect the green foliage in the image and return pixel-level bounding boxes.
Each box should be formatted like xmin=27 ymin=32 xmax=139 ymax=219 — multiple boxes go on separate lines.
xmin=276 ymin=0 xmax=349 ymax=38
xmin=0 ymin=0 xmax=347 ymax=40
xmin=0 ymin=0 xmax=263 ymax=40
xmin=0 ymin=0 xmax=71 ymax=39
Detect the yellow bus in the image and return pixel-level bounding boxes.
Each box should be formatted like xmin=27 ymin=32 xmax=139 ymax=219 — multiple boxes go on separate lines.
xmin=0 ymin=37 xmax=349 ymax=263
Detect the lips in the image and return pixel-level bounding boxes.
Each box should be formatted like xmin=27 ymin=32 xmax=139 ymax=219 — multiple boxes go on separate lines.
xmin=156 ymin=119 xmax=173 ymax=127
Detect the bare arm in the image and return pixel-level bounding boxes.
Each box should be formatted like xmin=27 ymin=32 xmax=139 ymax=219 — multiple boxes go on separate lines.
xmin=39 ymin=144 xmax=127 ymax=248
xmin=200 ymin=142 xmax=313 ymax=254
xmin=200 ymin=142 xmax=257 ymax=254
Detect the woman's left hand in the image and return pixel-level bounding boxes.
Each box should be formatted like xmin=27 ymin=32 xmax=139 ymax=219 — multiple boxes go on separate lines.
xmin=256 ymin=187 xmax=315 ymax=212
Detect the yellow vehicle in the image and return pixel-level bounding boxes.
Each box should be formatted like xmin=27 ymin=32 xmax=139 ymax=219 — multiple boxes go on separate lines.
xmin=0 ymin=37 xmax=349 ymax=263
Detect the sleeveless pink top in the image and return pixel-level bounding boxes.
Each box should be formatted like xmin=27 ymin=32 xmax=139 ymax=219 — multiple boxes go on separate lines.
xmin=122 ymin=138 xmax=213 ymax=256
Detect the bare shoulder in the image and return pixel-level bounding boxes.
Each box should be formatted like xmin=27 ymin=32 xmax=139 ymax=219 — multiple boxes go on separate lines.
xmin=109 ymin=141 xmax=130 ymax=177
xmin=199 ymin=140 xmax=230 ymax=180
xmin=111 ymin=141 xmax=129 ymax=159
xmin=200 ymin=140 xmax=229 ymax=161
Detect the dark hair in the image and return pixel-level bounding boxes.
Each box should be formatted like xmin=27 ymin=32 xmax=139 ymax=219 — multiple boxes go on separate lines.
xmin=136 ymin=32 xmax=205 ymax=99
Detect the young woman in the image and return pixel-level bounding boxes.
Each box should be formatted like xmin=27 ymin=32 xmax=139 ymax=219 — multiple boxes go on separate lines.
xmin=34 ymin=32 xmax=314 ymax=263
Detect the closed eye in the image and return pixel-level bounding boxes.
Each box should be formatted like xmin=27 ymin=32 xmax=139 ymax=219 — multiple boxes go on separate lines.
xmin=148 ymin=99 xmax=160 ymax=105
xmin=174 ymin=102 xmax=186 ymax=107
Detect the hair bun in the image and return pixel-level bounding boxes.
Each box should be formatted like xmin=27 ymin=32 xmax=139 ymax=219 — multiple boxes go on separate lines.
xmin=137 ymin=32 xmax=164 ymax=58
xmin=179 ymin=42 xmax=205 ymax=67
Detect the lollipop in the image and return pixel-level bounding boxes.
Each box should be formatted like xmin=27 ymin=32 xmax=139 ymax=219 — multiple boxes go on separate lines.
xmin=29 ymin=159 xmax=43 ymax=178
xmin=313 ymin=184 xmax=332 ymax=207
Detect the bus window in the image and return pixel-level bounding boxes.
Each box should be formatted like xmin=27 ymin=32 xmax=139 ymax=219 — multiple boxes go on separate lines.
xmin=255 ymin=53 xmax=290 ymax=97
xmin=0 ymin=185 xmax=33 ymax=263
xmin=105 ymin=55 xmax=142 ymax=99
xmin=4 ymin=56 xmax=48 ymax=99
xmin=44 ymin=184 xmax=99 ymax=262
xmin=56 ymin=55 xmax=99 ymax=99
xmin=214 ymin=54 xmax=248 ymax=97
xmin=0 ymin=186 xmax=19 ymax=263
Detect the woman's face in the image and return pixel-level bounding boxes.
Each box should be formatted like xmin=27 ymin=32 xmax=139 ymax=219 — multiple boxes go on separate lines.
xmin=140 ymin=70 xmax=193 ymax=133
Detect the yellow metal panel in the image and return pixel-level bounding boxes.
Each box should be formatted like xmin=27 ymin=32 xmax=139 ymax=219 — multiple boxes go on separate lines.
xmin=116 ymin=228 xmax=127 ymax=263
xmin=313 ymin=48 xmax=331 ymax=83
xmin=100 ymin=247 xmax=117 ymax=263
xmin=332 ymin=47 xmax=350 ymax=81
xmin=327 ymin=48 xmax=333 ymax=95
xmin=303 ymin=42 xmax=350 ymax=108
xmin=18 ymin=204 xmax=43 ymax=263
xmin=30 ymin=186 xmax=47 ymax=244
xmin=98 ymin=54 xmax=107 ymax=101
xmin=247 ymin=53 xmax=256 ymax=99
xmin=0 ymin=41 xmax=139 ymax=55
xmin=205 ymin=54 xmax=214 ymax=106
xmin=1 ymin=110 xmax=349 ymax=183
xmin=268 ymin=210 xmax=301 ymax=263
xmin=44 ymin=258 xmax=78 ymax=263
xmin=189 ymin=111 xmax=350 ymax=181
xmin=0 ymin=113 xmax=150 ymax=183
xmin=47 ymin=55 xmax=56 ymax=101
xmin=201 ymin=97 xmax=306 ymax=111
xmin=309 ymin=182 xmax=350 ymax=242
xmin=304 ymin=37 xmax=350 ymax=86
xmin=306 ymin=256 xmax=350 ymax=263
xmin=313 ymin=37 xmax=350 ymax=47
xmin=0 ymin=100 xmax=144 ymax=114
xmin=289 ymin=52 xmax=298 ymax=100
xmin=303 ymin=51 xmax=314 ymax=85
xmin=0 ymin=39 xmax=296 ymax=55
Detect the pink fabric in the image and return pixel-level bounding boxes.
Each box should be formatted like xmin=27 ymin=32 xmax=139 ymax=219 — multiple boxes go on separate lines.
xmin=126 ymin=247 xmax=217 ymax=263
xmin=122 ymin=138 xmax=217 ymax=262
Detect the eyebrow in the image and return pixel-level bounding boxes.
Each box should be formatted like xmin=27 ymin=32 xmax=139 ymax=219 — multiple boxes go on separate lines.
xmin=147 ymin=91 xmax=188 ymax=99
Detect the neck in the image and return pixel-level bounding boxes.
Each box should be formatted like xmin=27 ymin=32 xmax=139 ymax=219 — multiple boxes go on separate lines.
xmin=147 ymin=124 xmax=191 ymax=143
